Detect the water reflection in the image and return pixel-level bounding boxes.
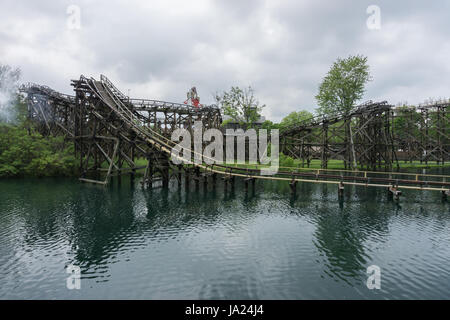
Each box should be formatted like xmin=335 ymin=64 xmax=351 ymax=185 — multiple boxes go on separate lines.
xmin=1 ymin=173 xmax=450 ymax=299
xmin=312 ymin=187 xmax=389 ymax=285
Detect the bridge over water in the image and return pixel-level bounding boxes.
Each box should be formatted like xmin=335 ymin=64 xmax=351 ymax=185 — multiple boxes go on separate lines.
xmin=20 ymin=75 xmax=450 ymax=200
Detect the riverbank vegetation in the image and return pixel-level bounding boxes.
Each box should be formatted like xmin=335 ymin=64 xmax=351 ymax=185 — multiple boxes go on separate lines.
xmin=0 ymin=64 xmax=74 ymax=178
xmin=0 ymin=94 xmax=77 ymax=178
xmin=0 ymin=123 xmax=77 ymax=178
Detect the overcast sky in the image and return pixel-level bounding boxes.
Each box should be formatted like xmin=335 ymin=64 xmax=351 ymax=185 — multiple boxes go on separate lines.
xmin=1 ymin=0 xmax=449 ymax=121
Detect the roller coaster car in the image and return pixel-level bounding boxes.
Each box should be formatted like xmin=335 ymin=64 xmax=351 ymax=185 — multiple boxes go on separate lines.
xmin=184 ymin=86 xmax=201 ymax=109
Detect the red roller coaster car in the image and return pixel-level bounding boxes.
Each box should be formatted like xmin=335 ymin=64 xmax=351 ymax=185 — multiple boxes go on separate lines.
xmin=184 ymin=86 xmax=201 ymax=108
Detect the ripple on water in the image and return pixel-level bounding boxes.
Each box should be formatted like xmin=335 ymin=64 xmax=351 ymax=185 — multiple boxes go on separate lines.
xmin=1 ymin=178 xmax=450 ymax=299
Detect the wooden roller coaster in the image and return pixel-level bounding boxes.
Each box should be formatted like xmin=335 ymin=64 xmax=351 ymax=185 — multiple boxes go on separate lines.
xmin=281 ymin=100 xmax=450 ymax=170
xmin=20 ymin=75 xmax=450 ymax=200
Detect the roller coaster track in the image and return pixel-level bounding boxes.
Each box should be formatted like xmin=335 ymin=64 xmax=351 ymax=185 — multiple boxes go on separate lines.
xmin=280 ymin=100 xmax=392 ymax=136
xmin=280 ymin=99 xmax=450 ymax=171
xmin=20 ymin=75 xmax=450 ymax=199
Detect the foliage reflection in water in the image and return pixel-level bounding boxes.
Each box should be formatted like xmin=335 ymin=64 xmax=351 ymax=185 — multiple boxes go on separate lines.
xmin=0 ymin=172 xmax=449 ymax=299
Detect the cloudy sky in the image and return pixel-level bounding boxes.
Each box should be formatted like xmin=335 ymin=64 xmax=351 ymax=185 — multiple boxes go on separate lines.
xmin=0 ymin=0 xmax=449 ymax=121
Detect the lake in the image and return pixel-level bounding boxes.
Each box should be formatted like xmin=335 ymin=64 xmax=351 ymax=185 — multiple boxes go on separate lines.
xmin=1 ymin=170 xmax=449 ymax=299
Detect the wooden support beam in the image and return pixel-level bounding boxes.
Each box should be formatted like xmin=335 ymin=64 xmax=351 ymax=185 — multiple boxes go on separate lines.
xmin=338 ymin=181 xmax=345 ymax=198
xmin=289 ymin=179 xmax=297 ymax=195
xmin=243 ymin=176 xmax=255 ymax=190
xmin=388 ymin=185 xmax=402 ymax=201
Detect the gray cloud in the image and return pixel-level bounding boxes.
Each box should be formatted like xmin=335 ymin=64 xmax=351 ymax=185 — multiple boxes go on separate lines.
xmin=1 ymin=0 xmax=449 ymax=122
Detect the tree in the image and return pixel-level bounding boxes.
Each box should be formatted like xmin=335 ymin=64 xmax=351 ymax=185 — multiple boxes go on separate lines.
xmin=261 ymin=120 xmax=280 ymax=130
xmin=0 ymin=64 xmax=21 ymax=123
xmin=0 ymin=124 xmax=77 ymax=177
xmin=315 ymin=55 xmax=371 ymax=116
xmin=215 ymin=86 xmax=265 ymax=129
xmin=279 ymin=110 xmax=314 ymax=131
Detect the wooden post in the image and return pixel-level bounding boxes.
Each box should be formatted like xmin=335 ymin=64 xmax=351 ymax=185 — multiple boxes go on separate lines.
xmin=338 ymin=181 xmax=345 ymax=198
xmin=185 ymin=168 xmax=190 ymax=189
xmin=177 ymin=165 xmax=182 ymax=187
xmin=388 ymin=185 xmax=402 ymax=201
xmin=203 ymin=173 xmax=208 ymax=188
xmin=194 ymin=166 xmax=200 ymax=188
xmin=290 ymin=179 xmax=297 ymax=195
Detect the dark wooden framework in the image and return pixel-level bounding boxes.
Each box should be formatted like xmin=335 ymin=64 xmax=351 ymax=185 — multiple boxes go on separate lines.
xmin=21 ymin=75 xmax=222 ymax=186
xmin=281 ymin=100 xmax=449 ymax=170
xmin=21 ymin=76 xmax=449 ymax=188
xmin=281 ymin=101 xmax=396 ymax=170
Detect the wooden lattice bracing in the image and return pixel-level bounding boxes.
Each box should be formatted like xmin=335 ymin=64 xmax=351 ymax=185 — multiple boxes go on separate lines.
xmin=281 ymin=100 xmax=449 ymax=170
xmin=281 ymin=101 xmax=396 ymax=170
xmin=393 ymin=102 xmax=450 ymax=165
xmin=20 ymin=77 xmax=449 ymax=189
xmin=21 ymin=75 xmax=222 ymax=186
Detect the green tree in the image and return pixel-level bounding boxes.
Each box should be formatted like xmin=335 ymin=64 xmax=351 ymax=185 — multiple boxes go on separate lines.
xmin=215 ymin=86 xmax=265 ymax=129
xmin=0 ymin=64 xmax=78 ymax=177
xmin=279 ymin=110 xmax=314 ymax=131
xmin=316 ymin=55 xmax=371 ymax=116
xmin=261 ymin=120 xmax=280 ymax=130
xmin=0 ymin=123 xmax=77 ymax=177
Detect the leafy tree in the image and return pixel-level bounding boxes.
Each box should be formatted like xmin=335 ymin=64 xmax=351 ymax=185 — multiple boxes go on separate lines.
xmin=279 ymin=110 xmax=314 ymax=131
xmin=0 ymin=123 xmax=77 ymax=177
xmin=0 ymin=65 xmax=78 ymax=177
xmin=316 ymin=55 xmax=371 ymax=116
xmin=261 ymin=120 xmax=280 ymax=130
xmin=215 ymin=86 xmax=265 ymax=129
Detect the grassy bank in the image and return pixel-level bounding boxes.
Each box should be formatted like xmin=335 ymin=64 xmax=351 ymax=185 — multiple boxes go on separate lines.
xmin=284 ymin=159 xmax=450 ymax=171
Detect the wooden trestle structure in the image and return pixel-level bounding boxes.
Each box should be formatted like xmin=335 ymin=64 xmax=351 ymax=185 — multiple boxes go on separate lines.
xmin=20 ymin=75 xmax=450 ymax=200
xmin=21 ymin=75 xmax=222 ymax=186
xmin=281 ymin=100 xmax=450 ymax=170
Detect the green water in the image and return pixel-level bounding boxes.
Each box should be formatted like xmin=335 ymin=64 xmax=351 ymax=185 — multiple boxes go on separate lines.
xmin=0 ymin=172 xmax=449 ymax=299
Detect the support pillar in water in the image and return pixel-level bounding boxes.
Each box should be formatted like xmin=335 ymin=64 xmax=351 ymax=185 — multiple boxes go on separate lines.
xmin=388 ymin=185 xmax=402 ymax=201
xmin=162 ymin=167 xmax=169 ymax=188
xmin=178 ymin=165 xmax=183 ymax=187
xmin=244 ymin=177 xmax=255 ymax=190
xmin=290 ymin=179 xmax=297 ymax=195
xmin=203 ymin=173 xmax=208 ymax=188
xmin=184 ymin=168 xmax=190 ymax=189
xmin=194 ymin=166 xmax=200 ymax=188
xmin=338 ymin=181 xmax=345 ymax=198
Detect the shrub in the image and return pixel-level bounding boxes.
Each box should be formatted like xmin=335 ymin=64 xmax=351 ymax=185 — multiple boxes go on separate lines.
xmin=0 ymin=124 xmax=77 ymax=177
